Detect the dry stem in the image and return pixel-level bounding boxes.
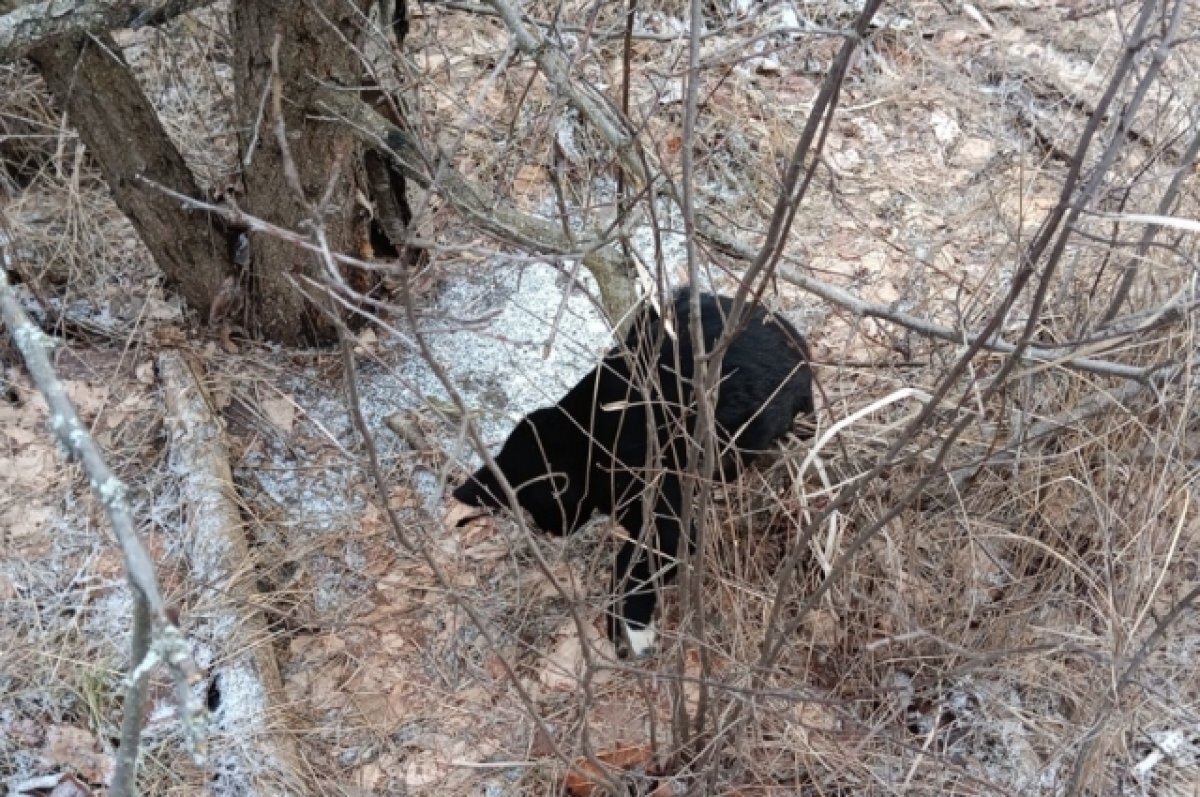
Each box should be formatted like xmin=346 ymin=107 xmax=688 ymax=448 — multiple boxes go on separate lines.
xmin=0 ymin=229 xmax=205 ymax=796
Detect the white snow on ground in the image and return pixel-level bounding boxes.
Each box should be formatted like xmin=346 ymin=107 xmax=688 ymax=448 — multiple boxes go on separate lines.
xmin=381 ymin=260 xmax=614 ymax=454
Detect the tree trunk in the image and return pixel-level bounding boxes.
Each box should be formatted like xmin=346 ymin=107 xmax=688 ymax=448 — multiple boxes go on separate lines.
xmin=231 ymin=0 xmax=374 ymax=345
xmin=28 ymin=33 xmax=230 ymax=320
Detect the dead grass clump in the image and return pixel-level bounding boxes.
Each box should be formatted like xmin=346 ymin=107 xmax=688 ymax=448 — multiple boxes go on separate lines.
xmin=690 ymin=312 xmax=1197 ymax=795
xmin=0 ymin=62 xmax=59 ymax=195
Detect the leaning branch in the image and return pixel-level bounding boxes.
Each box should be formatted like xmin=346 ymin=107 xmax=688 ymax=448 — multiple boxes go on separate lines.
xmin=27 ymin=29 xmax=230 ymax=318
xmin=0 ymin=233 xmax=205 ymax=796
xmin=0 ymin=0 xmax=213 ymax=62
xmin=774 ymin=263 xmax=1158 ymax=381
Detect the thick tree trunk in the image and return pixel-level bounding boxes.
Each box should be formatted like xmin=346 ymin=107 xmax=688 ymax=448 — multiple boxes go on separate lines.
xmin=232 ymin=0 xmax=373 ymax=345
xmin=28 ymin=33 xmax=229 ymax=320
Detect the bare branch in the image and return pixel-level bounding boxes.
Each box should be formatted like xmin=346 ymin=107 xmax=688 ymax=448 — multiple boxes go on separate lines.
xmin=483 ymin=0 xmax=641 ymax=181
xmin=1100 ymin=121 xmax=1200 ymax=322
xmin=157 ymin=351 xmax=309 ymax=793
xmin=776 ymin=263 xmax=1162 ymax=381
xmin=0 ymin=0 xmax=214 ymax=62
xmin=0 ymin=231 xmax=206 ymax=795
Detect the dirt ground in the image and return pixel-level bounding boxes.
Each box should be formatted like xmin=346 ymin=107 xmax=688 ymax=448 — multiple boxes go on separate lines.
xmin=3 ymin=0 xmax=1199 ymax=795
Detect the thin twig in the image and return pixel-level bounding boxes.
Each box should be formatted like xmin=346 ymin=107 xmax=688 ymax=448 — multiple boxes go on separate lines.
xmin=1101 ymin=118 xmax=1200 ymax=321
xmin=0 ymin=233 xmax=205 ymax=796
xmin=775 ymin=262 xmax=1162 ymax=381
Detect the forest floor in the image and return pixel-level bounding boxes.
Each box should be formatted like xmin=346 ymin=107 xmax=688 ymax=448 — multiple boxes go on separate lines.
xmin=3 ymin=0 xmax=1199 ymax=795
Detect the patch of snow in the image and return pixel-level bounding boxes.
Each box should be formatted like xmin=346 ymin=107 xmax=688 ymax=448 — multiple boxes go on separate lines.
xmin=206 ymin=663 xmax=271 ymax=797
xmin=1131 ymin=726 xmax=1200 ymax=783
xmin=628 ymin=209 xmax=700 ymax=294
xmin=244 ymin=447 xmax=361 ymax=534
xmin=930 ymin=109 xmax=961 ymax=146
xmin=746 ymin=40 xmax=783 ymax=77
xmin=636 ymin=11 xmax=687 ymax=37
xmin=656 ymin=80 xmax=684 ymax=106
xmin=377 ymin=260 xmax=614 ymax=460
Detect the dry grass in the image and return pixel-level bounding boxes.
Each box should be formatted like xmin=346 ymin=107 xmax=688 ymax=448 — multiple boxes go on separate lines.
xmin=3 ymin=0 xmax=1199 ymax=795
xmin=708 ymin=331 xmax=1199 ymax=794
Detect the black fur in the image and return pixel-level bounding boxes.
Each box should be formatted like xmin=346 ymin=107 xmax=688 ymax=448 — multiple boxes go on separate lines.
xmin=453 ymin=290 xmax=814 ymax=652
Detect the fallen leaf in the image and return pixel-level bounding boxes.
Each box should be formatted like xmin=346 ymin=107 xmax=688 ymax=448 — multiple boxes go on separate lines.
xmin=540 ymin=633 xmax=585 ymax=691
xmin=486 ymin=653 xmax=509 ymax=681
xmin=49 ymin=773 xmax=92 ymax=797
xmin=6 ymin=717 xmax=43 ymax=746
xmin=405 ymin=754 xmax=444 ymax=789
xmin=260 ymin=396 xmax=296 ymax=434
xmin=2 ymin=502 xmax=56 ymax=545
xmin=513 ymin=164 xmax=546 ymax=202
xmin=353 ymin=761 xmax=385 ymax=790
xmin=40 ymin=725 xmax=113 ymax=786
xmin=5 ymin=446 xmax=57 ymax=491
xmin=539 ymin=621 xmax=611 ymax=691
xmin=389 ymin=485 xmax=421 ymax=511
xmin=563 ymin=745 xmax=654 ymax=797
xmin=149 ymin=325 xmax=188 ymax=346
xmin=350 ymin=692 xmax=398 ymax=733
xmin=141 ymin=297 xmax=181 ymax=322
xmin=135 ymin=361 xmax=156 ymax=385
xmin=953 ymin=136 xmax=995 ymax=168
xmin=443 ymin=498 xmax=489 ymax=532
xmin=529 ymin=725 xmax=558 ymax=758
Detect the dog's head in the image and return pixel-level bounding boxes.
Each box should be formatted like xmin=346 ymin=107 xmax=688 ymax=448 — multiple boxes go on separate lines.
xmin=451 ymin=410 xmax=585 ymax=535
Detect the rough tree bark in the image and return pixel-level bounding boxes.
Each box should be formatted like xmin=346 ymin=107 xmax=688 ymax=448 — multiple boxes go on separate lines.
xmin=231 ymin=0 xmax=375 ymax=345
xmin=27 ymin=33 xmax=230 ymax=319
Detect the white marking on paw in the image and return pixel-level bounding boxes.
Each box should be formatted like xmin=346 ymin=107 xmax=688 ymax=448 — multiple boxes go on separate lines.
xmin=623 ymin=621 xmax=657 ymax=658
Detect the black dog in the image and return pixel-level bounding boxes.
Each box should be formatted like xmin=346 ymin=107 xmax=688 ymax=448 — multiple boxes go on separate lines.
xmin=453 ymin=290 xmax=813 ymax=656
